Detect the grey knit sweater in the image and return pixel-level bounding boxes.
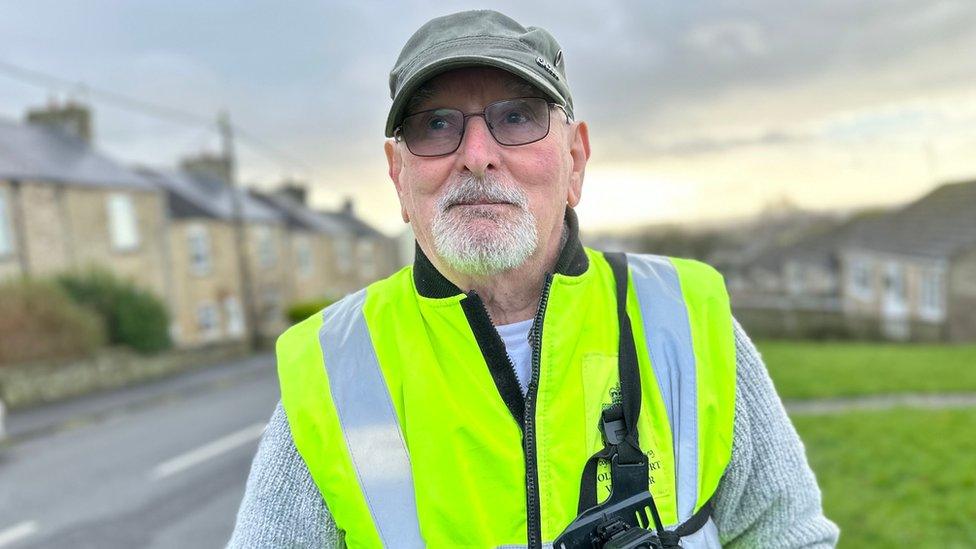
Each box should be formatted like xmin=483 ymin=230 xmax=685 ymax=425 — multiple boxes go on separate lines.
xmin=228 ymin=320 xmax=839 ymax=548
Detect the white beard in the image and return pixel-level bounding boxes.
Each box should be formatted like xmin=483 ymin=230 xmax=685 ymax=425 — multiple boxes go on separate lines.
xmin=431 ymin=174 xmax=538 ymax=276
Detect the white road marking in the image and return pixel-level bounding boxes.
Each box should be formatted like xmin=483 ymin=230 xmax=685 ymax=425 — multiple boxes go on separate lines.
xmin=0 ymin=521 xmax=39 ymax=547
xmin=151 ymin=422 xmax=266 ymax=480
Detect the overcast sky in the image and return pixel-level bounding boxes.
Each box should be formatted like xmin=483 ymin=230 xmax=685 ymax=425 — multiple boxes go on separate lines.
xmin=2 ymin=0 xmax=974 ymax=233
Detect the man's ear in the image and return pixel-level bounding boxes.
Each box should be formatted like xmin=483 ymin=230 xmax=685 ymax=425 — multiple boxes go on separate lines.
xmin=385 ymin=139 xmax=410 ymax=223
xmin=566 ymin=121 xmax=590 ymax=208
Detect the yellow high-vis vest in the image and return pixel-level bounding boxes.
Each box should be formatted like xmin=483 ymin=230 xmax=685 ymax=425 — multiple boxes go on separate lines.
xmin=277 ymin=229 xmax=735 ymax=548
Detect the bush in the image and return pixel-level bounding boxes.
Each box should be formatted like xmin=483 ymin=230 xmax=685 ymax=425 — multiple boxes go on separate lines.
xmin=58 ymin=269 xmax=171 ymax=354
xmin=0 ymin=279 xmax=106 ymax=365
xmin=286 ymin=298 xmax=336 ymax=324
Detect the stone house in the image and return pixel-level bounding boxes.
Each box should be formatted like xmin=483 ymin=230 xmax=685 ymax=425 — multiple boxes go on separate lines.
xmin=250 ymin=186 xmax=350 ymax=305
xmin=139 ymin=166 xmax=287 ymax=347
xmin=0 ymin=105 xmax=169 ymax=302
xmin=316 ymin=199 xmax=399 ymax=295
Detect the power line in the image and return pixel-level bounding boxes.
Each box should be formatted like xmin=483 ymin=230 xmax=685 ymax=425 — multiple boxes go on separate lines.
xmin=0 ymin=59 xmax=319 ymax=181
xmin=0 ymin=60 xmax=213 ymax=127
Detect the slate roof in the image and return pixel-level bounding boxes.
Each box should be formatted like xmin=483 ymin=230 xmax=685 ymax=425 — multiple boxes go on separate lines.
xmin=249 ymin=191 xmax=348 ymax=234
xmin=138 ymin=167 xmax=282 ymax=224
xmin=318 ymin=207 xmax=386 ymax=238
xmin=751 ymin=211 xmax=888 ymax=271
xmin=0 ymin=118 xmax=154 ymax=190
xmin=843 ymin=180 xmax=976 ymax=259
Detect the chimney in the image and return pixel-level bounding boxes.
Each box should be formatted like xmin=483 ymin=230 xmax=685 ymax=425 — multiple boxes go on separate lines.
xmin=26 ymin=99 xmax=94 ymax=144
xmin=342 ymin=197 xmax=354 ymax=215
xmin=180 ymin=152 xmax=233 ymax=184
xmin=275 ymin=181 xmax=307 ymax=205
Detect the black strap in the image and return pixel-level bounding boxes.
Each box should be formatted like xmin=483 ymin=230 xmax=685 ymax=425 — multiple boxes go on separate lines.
xmin=565 ymin=252 xmax=715 ymax=546
xmin=674 ymin=499 xmax=714 ymax=537
xmin=603 ymin=252 xmax=642 ymax=449
xmin=576 ymin=252 xmax=645 ymax=514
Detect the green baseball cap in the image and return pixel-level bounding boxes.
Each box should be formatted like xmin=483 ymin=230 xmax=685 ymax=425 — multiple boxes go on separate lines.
xmin=385 ymin=9 xmax=574 ymax=137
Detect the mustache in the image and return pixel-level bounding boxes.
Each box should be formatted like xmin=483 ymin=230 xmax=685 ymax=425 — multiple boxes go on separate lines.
xmin=436 ymin=174 xmax=529 ymax=212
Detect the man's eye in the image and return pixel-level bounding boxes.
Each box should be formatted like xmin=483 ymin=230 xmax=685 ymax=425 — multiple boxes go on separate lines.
xmin=503 ymin=110 xmax=531 ymax=125
xmin=426 ymin=117 xmax=450 ymax=131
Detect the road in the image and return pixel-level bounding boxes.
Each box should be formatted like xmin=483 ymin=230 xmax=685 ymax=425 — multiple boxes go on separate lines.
xmin=0 ymin=354 xmax=279 ymax=549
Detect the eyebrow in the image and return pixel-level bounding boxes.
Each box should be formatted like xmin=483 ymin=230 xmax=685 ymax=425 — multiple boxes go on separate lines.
xmin=403 ymin=76 xmax=548 ymax=116
xmin=505 ymin=78 xmax=543 ymax=98
xmin=405 ymin=82 xmax=438 ymax=116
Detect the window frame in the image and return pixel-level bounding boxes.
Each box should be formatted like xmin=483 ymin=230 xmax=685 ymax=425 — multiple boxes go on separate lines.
xmin=196 ymin=302 xmax=221 ymax=341
xmin=186 ymin=223 xmax=212 ymax=277
xmin=0 ymin=187 xmax=14 ymax=258
xmin=106 ymin=192 xmax=140 ymax=252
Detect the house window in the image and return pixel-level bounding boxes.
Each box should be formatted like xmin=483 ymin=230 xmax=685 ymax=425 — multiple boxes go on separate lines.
xmin=295 ymin=236 xmax=313 ymax=277
xmin=0 ymin=187 xmax=13 ymax=257
xmin=186 ymin=224 xmax=212 ymax=276
xmin=223 ymin=295 xmax=245 ymax=336
xmin=785 ymin=262 xmax=803 ymax=295
xmin=919 ymin=269 xmax=944 ymax=321
xmin=358 ymin=239 xmax=376 ymax=279
xmin=107 ymin=193 xmax=140 ymax=251
xmin=196 ymin=302 xmax=221 ymax=341
xmin=255 ymin=226 xmax=277 ymax=269
xmin=335 ymin=236 xmax=353 ymax=274
xmin=849 ymin=258 xmax=873 ymax=299
xmin=884 ymin=264 xmax=907 ymax=304
xmin=261 ymin=287 xmax=281 ymax=325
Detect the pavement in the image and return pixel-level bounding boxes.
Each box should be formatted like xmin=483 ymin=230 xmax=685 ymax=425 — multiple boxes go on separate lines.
xmin=785 ymin=391 xmax=976 ymax=415
xmin=0 ymin=353 xmax=279 ymax=549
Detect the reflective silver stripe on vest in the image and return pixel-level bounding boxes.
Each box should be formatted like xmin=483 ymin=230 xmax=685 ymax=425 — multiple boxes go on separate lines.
xmin=318 ymin=289 xmax=424 ymax=548
xmin=626 ymin=254 xmax=701 ymax=526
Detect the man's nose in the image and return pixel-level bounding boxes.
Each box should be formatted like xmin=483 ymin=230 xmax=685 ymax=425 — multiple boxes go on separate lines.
xmin=456 ymin=115 xmax=498 ymax=177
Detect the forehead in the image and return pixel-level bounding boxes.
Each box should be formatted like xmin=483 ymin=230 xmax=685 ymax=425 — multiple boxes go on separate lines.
xmin=405 ymin=67 xmax=543 ymax=114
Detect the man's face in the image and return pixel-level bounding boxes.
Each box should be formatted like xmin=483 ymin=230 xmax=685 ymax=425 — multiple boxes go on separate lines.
xmin=385 ymin=66 xmax=589 ymax=277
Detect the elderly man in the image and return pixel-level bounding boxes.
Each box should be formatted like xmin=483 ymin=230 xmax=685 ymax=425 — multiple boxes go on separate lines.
xmin=230 ymin=10 xmax=838 ymax=549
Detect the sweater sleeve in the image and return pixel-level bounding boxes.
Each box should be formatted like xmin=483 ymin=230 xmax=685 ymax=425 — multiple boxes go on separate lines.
xmin=227 ymin=403 xmax=341 ymax=548
xmin=712 ymin=319 xmax=840 ymax=547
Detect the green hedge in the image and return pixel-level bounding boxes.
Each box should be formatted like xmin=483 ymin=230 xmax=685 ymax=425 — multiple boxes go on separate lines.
xmin=0 ymin=278 xmax=106 ymax=365
xmin=286 ymin=298 xmax=336 ymax=324
xmin=58 ymin=269 xmax=171 ymax=354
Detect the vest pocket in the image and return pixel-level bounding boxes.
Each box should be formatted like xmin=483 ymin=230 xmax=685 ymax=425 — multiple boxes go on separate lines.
xmin=581 ymin=352 xmax=620 ymax=502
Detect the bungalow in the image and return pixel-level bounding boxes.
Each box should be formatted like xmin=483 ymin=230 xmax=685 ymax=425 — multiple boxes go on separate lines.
xmin=839 ymin=180 xmax=976 ymax=341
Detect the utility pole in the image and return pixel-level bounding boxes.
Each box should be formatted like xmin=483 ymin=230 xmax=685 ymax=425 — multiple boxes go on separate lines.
xmin=219 ymin=111 xmax=259 ymax=351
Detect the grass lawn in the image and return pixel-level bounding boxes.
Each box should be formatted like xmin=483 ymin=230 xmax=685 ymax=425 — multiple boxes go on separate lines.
xmin=794 ymin=407 xmax=976 ymax=548
xmin=755 ymin=340 xmax=976 ymax=399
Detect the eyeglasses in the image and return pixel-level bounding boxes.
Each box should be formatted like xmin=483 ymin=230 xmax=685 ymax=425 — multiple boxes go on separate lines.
xmin=393 ymin=97 xmax=570 ymax=157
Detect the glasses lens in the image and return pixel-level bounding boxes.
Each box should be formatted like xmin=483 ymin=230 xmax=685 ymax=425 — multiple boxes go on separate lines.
xmin=485 ymin=98 xmax=551 ymax=146
xmin=401 ymin=108 xmax=464 ymax=156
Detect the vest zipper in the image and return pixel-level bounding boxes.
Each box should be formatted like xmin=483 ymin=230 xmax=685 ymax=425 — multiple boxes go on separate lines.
xmin=524 ymin=273 xmax=554 ymax=549
xmin=460 ymin=275 xmax=554 ymax=549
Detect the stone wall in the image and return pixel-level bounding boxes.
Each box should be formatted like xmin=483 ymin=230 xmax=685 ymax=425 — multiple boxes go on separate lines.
xmin=733 ymin=306 xmax=946 ymax=342
xmin=0 ymin=343 xmax=249 ymax=410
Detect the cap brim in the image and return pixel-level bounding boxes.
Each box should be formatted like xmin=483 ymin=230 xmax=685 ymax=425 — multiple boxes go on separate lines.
xmin=384 ymin=55 xmax=566 ymax=138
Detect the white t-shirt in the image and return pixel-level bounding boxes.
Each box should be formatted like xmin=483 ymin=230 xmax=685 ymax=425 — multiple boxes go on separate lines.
xmin=495 ymin=318 xmax=534 ymax=395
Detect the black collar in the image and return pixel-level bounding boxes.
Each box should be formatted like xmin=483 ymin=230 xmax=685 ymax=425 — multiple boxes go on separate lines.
xmin=412 ymin=207 xmax=589 ymax=298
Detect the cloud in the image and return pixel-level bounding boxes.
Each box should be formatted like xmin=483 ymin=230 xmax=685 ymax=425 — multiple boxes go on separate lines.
xmin=685 ymin=20 xmax=769 ymax=60
xmin=1 ymin=0 xmax=974 ymax=232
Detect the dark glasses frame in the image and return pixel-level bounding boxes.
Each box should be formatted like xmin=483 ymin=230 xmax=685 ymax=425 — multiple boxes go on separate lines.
xmin=393 ymin=97 xmax=571 ymax=157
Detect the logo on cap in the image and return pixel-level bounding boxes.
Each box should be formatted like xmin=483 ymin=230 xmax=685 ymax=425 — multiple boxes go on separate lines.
xmin=535 ymin=56 xmax=560 ymax=81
